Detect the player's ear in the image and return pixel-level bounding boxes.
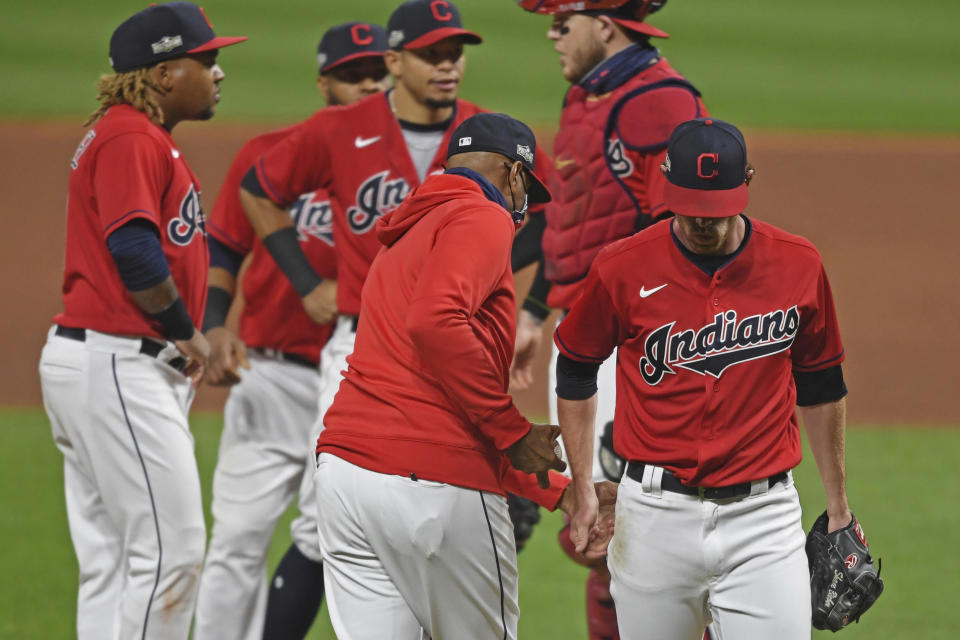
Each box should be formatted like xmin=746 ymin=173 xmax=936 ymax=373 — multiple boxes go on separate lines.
xmin=151 ymin=61 xmax=175 ymax=93
xmin=383 ymin=49 xmax=402 ymax=78
xmin=316 ymin=74 xmax=331 ymax=104
xmin=594 ymin=15 xmax=618 ymax=44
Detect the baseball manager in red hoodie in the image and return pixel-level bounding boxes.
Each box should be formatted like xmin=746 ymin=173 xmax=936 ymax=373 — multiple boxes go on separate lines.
xmin=313 ymin=113 xmax=609 ymax=639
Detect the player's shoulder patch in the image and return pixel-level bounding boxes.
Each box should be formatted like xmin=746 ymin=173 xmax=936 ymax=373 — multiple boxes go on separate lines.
xmin=613 ymin=83 xmax=705 ymax=152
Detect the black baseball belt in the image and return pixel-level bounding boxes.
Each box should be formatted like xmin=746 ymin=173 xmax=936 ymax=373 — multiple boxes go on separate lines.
xmin=55 ymin=325 xmax=187 ymax=374
xmin=626 ymin=461 xmax=788 ymax=501
xmin=249 ymin=347 xmax=317 ymax=370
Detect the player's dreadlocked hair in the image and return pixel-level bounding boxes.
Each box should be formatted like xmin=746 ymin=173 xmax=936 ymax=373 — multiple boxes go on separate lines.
xmin=84 ymin=67 xmax=165 ymax=127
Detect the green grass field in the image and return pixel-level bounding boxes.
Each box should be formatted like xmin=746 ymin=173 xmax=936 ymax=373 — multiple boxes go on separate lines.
xmin=2 ymin=0 xmax=958 ymax=131
xmin=2 ymin=407 xmax=957 ymax=639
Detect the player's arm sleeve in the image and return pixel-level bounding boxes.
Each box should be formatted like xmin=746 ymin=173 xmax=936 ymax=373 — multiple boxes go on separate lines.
xmin=501 ymin=467 xmax=571 ymax=510
xmin=554 ymin=260 xmax=622 ymax=364
xmin=93 ymin=133 xmax=168 ymax=236
xmin=247 ymin=113 xmax=331 ymax=208
xmin=207 ymin=140 xmax=265 ymax=257
xmin=406 ymin=207 xmax=531 ymax=451
xmin=106 ymin=219 xmax=170 ymax=291
xmin=791 ymin=263 xmax=846 ymax=373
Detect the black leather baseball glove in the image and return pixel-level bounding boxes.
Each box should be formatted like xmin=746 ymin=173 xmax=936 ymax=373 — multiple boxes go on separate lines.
xmin=806 ymin=511 xmax=884 ymax=631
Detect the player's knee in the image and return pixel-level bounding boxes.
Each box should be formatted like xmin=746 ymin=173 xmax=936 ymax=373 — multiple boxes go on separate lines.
xmin=206 ymin=518 xmax=272 ymax=563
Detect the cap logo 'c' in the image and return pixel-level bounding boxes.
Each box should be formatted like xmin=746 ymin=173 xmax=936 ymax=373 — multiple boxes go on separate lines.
xmin=351 ymin=24 xmax=373 ymax=46
xmin=151 ymin=35 xmax=183 ymax=54
xmin=697 ymin=152 xmax=719 ymax=179
xmin=459 ymin=136 xmax=472 ymax=146
xmin=388 ymin=30 xmax=405 ymax=48
xmin=516 ymin=144 xmax=533 ymax=164
xmin=431 ymin=1 xmax=453 ymax=21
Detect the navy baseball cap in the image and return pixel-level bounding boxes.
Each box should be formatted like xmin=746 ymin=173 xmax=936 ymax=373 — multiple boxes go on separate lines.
xmin=387 ymin=0 xmax=482 ymax=50
xmin=317 ymin=22 xmax=387 ymax=74
xmin=447 ymin=113 xmax=551 ymax=204
xmin=517 ymin=0 xmax=669 ymax=38
xmin=662 ymin=118 xmax=749 ymax=218
xmin=109 ymin=2 xmax=247 ymax=73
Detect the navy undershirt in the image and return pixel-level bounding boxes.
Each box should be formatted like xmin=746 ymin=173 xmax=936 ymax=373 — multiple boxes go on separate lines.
xmin=106 ymin=219 xmax=170 ymax=291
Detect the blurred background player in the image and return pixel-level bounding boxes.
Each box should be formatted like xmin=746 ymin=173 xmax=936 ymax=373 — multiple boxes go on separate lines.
xmin=37 ymin=3 xmax=244 ymax=637
xmin=513 ymin=1 xmax=707 ymax=638
xmin=193 ymin=23 xmax=390 ymax=640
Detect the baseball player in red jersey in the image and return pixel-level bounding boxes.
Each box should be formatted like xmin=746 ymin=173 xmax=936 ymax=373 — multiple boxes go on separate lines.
xmin=314 ymin=112 xmax=588 ymax=640
xmin=37 ymin=3 xmax=244 ymax=638
xmin=557 ymin=118 xmax=863 ymax=639
xmin=512 ymin=2 xmax=707 ymax=636
xmin=193 ymin=23 xmax=391 ymax=640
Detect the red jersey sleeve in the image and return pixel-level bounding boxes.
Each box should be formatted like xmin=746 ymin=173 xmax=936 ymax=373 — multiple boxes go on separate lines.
xmin=406 ymin=205 xmax=530 ymax=452
xmin=791 ymin=263 xmax=846 ymax=372
xmin=207 ymin=139 xmax=262 ymax=254
xmin=554 ymin=259 xmax=623 ymax=363
xmin=501 ymin=467 xmax=570 ymax=510
xmin=94 ymin=133 xmax=170 ymax=237
xmin=254 ymin=114 xmax=332 ymax=208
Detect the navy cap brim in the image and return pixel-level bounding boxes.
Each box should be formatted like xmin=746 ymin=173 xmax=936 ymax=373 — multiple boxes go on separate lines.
xmin=403 ymin=27 xmax=482 ymax=49
xmin=526 ymin=168 xmax=551 ymax=204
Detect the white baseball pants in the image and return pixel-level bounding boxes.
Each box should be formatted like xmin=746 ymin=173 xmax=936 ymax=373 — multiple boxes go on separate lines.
xmin=194 ymin=355 xmax=321 ymax=640
xmin=39 ymin=326 xmax=205 ymax=640
xmin=314 ymin=453 xmax=519 ymax=640
xmin=289 ymin=315 xmax=357 ymax=554
xmin=608 ymin=467 xmax=811 ymax=640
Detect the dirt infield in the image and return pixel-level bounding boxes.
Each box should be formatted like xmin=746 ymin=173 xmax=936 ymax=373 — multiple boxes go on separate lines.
xmin=3 ymin=121 xmax=957 ymax=424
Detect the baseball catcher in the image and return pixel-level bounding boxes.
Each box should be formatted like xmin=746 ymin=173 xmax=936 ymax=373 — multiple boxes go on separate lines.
xmin=806 ymin=511 xmax=884 ymax=631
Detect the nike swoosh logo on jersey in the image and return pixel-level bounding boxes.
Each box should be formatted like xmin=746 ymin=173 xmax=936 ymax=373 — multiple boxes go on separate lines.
xmin=171 ymin=149 xmax=180 ymax=159
xmin=354 ymin=135 xmax=381 ymax=149
xmin=555 ymin=157 xmax=575 ymax=170
xmin=639 ymin=284 xmax=668 ymax=298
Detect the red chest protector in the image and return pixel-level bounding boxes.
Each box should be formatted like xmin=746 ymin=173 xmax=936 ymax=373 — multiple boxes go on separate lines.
xmin=544 ymin=58 xmax=701 ymax=309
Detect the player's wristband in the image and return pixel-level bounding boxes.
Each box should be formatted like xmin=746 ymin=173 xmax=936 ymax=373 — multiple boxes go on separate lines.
xmin=262 ymin=227 xmax=323 ymax=297
xmin=150 ymin=296 xmax=195 ymax=341
xmin=202 ymin=286 xmax=233 ymax=333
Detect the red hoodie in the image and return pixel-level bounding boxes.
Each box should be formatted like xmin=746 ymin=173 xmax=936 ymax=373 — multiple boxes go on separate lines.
xmin=317 ymin=173 xmax=568 ymax=508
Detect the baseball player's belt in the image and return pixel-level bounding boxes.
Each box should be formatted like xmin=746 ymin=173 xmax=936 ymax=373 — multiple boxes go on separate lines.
xmin=625 ymin=462 xmax=788 ymax=500
xmin=249 ymin=347 xmax=317 ymax=370
xmin=55 ymin=324 xmax=187 ymax=373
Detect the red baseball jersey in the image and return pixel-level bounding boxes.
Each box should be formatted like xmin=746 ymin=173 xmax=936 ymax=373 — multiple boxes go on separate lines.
xmin=55 ymin=104 xmax=208 ymax=338
xmin=208 ymin=125 xmax=337 ymax=363
xmin=555 ymin=217 xmax=845 ymax=487
xmin=253 ymin=92 xmax=485 ymax=316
